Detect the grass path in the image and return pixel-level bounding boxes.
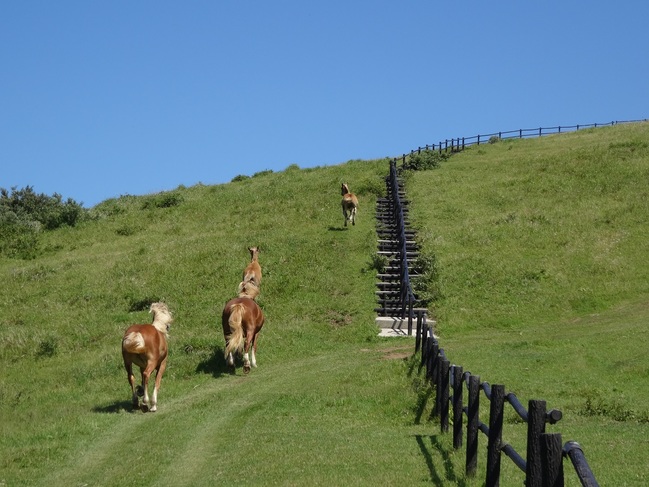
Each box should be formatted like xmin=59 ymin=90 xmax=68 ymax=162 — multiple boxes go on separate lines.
xmin=38 ymin=343 xmax=470 ymax=487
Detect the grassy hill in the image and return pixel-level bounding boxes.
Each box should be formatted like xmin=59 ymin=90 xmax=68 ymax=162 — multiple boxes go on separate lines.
xmin=1 ymin=123 xmax=649 ymax=486
xmin=407 ymin=121 xmax=649 ymax=484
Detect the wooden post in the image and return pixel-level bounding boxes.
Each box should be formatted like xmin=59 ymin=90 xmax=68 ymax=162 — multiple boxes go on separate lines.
xmin=415 ymin=310 xmax=423 ymax=353
xmin=486 ymin=384 xmax=505 ymax=487
xmin=452 ymin=365 xmax=463 ymax=449
xmin=440 ymin=358 xmax=450 ymax=432
xmin=541 ymin=433 xmax=564 ymax=487
xmin=526 ymin=400 xmax=547 ymax=487
xmin=466 ymin=374 xmax=480 ymax=477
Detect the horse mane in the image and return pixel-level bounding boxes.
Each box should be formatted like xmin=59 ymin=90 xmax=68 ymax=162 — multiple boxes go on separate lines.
xmin=238 ymin=280 xmax=260 ymax=300
xmin=150 ymin=302 xmax=173 ymax=335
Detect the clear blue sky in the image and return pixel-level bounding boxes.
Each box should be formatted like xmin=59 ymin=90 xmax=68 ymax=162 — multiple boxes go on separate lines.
xmin=2 ymin=1 xmax=648 ymax=207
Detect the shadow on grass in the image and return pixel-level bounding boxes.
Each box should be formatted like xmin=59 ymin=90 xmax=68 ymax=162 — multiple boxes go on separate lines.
xmin=327 ymin=226 xmax=348 ymax=232
xmin=196 ymin=346 xmax=234 ymax=377
xmin=93 ymin=400 xmax=134 ymax=414
xmin=415 ymin=434 xmax=468 ymax=486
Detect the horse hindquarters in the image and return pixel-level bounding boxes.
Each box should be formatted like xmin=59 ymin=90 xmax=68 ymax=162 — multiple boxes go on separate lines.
xmin=223 ymin=304 xmax=245 ymax=368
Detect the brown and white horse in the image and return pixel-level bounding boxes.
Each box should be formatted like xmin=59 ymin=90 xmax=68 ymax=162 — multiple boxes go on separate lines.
xmin=222 ymin=291 xmax=265 ymax=374
xmin=341 ymin=183 xmax=358 ymax=227
xmin=242 ymin=246 xmax=262 ymax=286
xmin=121 ymin=302 xmax=173 ymax=412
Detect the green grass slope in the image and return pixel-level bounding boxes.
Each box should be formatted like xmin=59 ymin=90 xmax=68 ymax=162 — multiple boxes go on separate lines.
xmin=408 ymin=121 xmax=649 ymax=485
xmin=1 ymin=123 xmax=648 ymax=486
xmin=2 ymin=159 xmax=445 ymax=486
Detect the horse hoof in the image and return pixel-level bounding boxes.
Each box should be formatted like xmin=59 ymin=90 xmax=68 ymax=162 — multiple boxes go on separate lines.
xmin=243 ymin=365 xmax=251 ymax=374
xmin=141 ymin=404 xmax=149 ymax=413
xmin=136 ymin=386 xmax=144 ymax=397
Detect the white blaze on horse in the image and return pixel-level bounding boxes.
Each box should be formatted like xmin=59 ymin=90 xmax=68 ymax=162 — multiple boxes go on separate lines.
xmin=242 ymin=246 xmax=262 ymax=287
xmin=121 ymin=302 xmax=173 ymax=412
xmin=341 ymin=183 xmax=358 ymax=227
xmin=222 ymin=288 xmax=265 ymax=374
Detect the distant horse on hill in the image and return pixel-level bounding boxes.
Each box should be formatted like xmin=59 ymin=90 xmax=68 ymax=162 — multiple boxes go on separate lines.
xmin=121 ymin=302 xmax=173 ymax=412
xmin=341 ymin=183 xmax=358 ymax=227
xmin=242 ymin=246 xmax=262 ymax=287
xmin=222 ymin=295 xmax=265 ymax=374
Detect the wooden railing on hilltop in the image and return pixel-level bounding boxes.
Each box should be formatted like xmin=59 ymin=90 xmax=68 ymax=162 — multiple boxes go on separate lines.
xmin=380 ymin=119 xmax=636 ymax=485
xmin=396 ymin=118 xmax=648 ymax=162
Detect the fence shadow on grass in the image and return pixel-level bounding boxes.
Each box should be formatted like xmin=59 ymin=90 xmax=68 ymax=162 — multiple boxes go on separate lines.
xmin=415 ymin=435 xmax=468 ymax=487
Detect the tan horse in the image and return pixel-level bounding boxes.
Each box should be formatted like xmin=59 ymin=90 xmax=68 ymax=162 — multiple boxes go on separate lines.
xmin=237 ymin=279 xmax=260 ymax=300
xmin=242 ymin=246 xmax=262 ymax=286
xmin=222 ymin=296 xmax=265 ymax=374
xmin=121 ymin=302 xmax=173 ymax=412
xmin=341 ymin=183 xmax=358 ymax=227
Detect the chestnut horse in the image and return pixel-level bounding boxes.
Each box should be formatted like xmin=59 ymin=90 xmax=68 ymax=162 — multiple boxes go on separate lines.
xmin=121 ymin=302 xmax=173 ymax=412
xmin=242 ymin=246 xmax=262 ymax=286
xmin=222 ymin=292 xmax=265 ymax=374
xmin=341 ymin=183 xmax=358 ymax=227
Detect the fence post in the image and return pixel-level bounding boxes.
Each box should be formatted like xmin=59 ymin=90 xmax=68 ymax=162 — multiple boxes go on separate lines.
xmin=420 ymin=324 xmax=429 ymax=368
xmin=526 ymin=400 xmax=547 ymax=487
xmin=415 ymin=310 xmax=423 ymax=353
xmin=466 ymin=374 xmax=480 ymax=477
xmin=452 ymin=365 xmax=463 ymax=449
xmin=541 ymin=433 xmax=564 ymax=487
xmin=486 ymin=384 xmax=505 ymax=487
xmin=428 ymin=341 xmax=439 ymax=383
xmin=439 ymin=358 xmax=450 ymax=432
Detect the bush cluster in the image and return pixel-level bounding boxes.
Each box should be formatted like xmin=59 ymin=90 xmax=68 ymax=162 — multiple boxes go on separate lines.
xmin=404 ymin=149 xmax=450 ymax=171
xmin=0 ymin=186 xmax=85 ymax=259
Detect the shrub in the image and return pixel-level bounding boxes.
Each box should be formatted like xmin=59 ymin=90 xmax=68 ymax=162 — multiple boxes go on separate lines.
xmin=141 ymin=191 xmax=184 ymax=209
xmin=405 ymin=150 xmax=449 ymax=171
xmin=0 ymin=186 xmax=85 ymax=258
xmin=231 ymin=175 xmax=250 ymax=183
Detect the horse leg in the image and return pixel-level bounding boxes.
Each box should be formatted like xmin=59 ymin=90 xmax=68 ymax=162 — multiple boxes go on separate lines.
xmin=250 ymin=332 xmax=259 ymax=368
xmin=140 ymin=363 xmax=155 ymax=412
xmin=243 ymin=334 xmax=253 ymax=374
xmin=351 ymin=207 xmax=356 ymax=225
xmin=124 ymin=361 xmax=139 ymax=409
xmin=342 ymin=205 xmax=348 ymax=226
xmin=150 ymin=358 xmax=167 ymax=413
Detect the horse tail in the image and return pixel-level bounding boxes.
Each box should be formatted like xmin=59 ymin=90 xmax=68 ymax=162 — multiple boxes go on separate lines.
xmin=122 ymin=331 xmax=146 ymax=354
xmin=225 ymin=303 xmax=245 ymax=357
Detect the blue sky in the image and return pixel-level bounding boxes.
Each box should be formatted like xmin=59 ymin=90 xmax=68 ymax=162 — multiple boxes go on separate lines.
xmin=2 ymin=1 xmax=648 ymax=207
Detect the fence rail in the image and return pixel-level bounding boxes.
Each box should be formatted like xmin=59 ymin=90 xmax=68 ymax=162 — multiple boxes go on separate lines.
xmin=397 ymin=118 xmax=648 ymax=160
xmin=383 ymin=141 xmax=605 ymax=485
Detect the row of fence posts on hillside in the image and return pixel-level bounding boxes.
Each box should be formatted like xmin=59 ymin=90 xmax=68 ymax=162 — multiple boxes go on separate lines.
xmin=384 ymin=157 xmax=600 ymax=486
xmin=396 ymin=119 xmax=648 ymax=162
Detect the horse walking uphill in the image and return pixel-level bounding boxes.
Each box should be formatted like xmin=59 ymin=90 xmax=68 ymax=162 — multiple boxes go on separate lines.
xmin=121 ymin=302 xmax=173 ymax=412
xmin=242 ymin=246 xmax=262 ymax=287
xmin=341 ymin=183 xmax=358 ymax=227
xmin=237 ymin=279 xmax=260 ymax=301
xmin=222 ymin=292 xmax=265 ymax=374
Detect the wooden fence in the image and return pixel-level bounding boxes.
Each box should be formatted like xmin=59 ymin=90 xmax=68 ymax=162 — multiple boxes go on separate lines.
xmin=417 ymin=319 xmax=599 ymax=487
xmin=396 ymin=118 xmax=648 ymax=161
xmin=381 ymin=130 xmax=614 ymax=484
